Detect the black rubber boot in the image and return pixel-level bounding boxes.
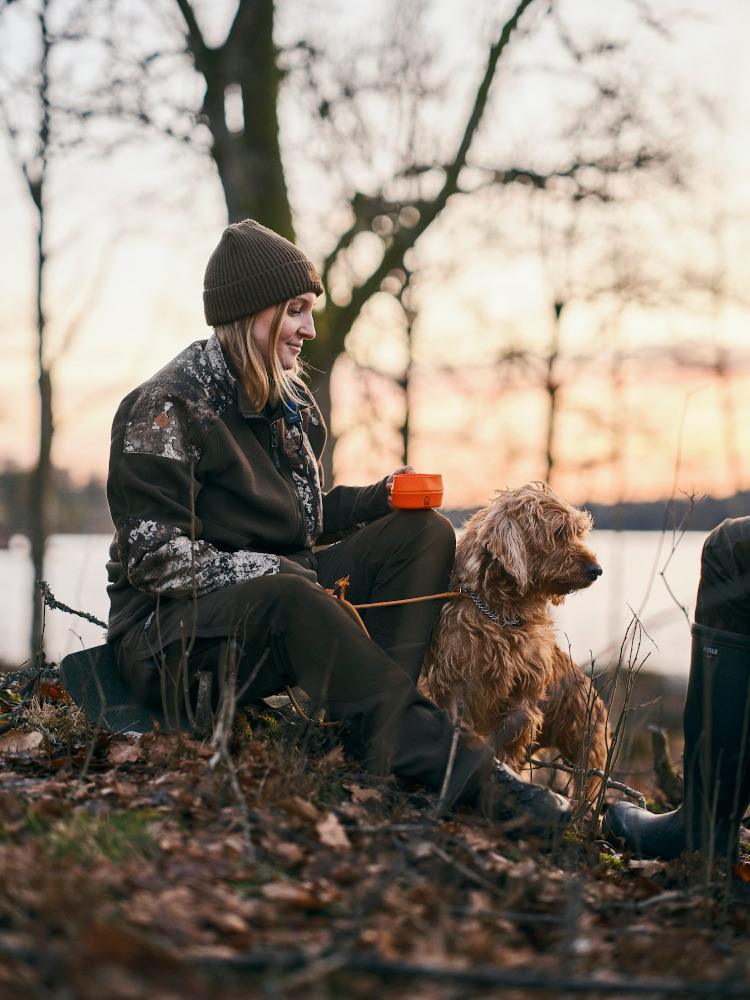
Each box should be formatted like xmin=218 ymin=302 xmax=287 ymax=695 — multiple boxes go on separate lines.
xmin=604 ymin=624 xmax=750 ymax=860
xmin=479 ymin=761 xmax=572 ymax=841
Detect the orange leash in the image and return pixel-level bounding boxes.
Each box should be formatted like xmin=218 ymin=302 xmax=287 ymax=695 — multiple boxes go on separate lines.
xmin=284 ymin=583 xmax=469 ymax=726
xmin=353 ymin=591 xmax=468 ymax=612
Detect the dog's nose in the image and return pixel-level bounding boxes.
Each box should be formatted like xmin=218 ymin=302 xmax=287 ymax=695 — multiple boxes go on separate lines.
xmin=585 ymin=561 xmax=603 ymax=580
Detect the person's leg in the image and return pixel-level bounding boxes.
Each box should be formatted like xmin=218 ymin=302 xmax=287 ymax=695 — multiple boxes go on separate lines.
xmin=316 ymin=509 xmax=456 ymax=683
xmin=114 ymin=574 xmax=489 ymax=805
xmin=604 ymin=518 xmax=750 ymax=859
xmin=695 ymin=517 xmax=750 ymax=635
xmin=114 ymin=573 xmax=571 ymax=833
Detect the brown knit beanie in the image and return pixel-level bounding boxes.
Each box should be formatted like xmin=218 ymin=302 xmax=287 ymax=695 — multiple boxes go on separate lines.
xmin=203 ymin=219 xmax=324 ymax=326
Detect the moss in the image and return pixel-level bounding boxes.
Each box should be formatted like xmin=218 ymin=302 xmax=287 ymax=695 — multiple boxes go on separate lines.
xmin=232 ymin=708 xmax=255 ymax=743
xmin=563 ymin=828 xmax=584 ymax=846
xmin=598 ymin=852 xmax=627 ymax=870
xmin=45 ymin=810 xmax=161 ymax=863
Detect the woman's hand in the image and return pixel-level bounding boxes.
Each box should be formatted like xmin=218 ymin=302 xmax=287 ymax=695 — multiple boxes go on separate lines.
xmin=386 ymin=465 xmax=417 ymax=509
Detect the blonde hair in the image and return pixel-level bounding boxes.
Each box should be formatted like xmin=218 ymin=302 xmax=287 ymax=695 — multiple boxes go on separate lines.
xmin=215 ymin=301 xmax=309 ymax=410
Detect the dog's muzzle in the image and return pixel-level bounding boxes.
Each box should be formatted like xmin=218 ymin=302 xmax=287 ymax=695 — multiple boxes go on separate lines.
xmin=584 ymin=561 xmax=603 ymax=581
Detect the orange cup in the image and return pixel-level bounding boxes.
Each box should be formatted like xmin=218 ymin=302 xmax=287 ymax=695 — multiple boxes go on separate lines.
xmin=391 ymin=473 xmax=444 ymax=509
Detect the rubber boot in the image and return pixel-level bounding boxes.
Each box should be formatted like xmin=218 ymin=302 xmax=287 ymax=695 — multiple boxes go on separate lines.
xmin=604 ymin=624 xmax=750 ymax=860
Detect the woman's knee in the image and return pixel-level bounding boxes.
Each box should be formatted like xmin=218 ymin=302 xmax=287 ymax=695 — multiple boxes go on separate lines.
xmin=387 ymin=508 xmax=456 ymax=554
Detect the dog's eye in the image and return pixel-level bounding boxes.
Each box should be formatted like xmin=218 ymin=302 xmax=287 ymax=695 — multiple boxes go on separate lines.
xmin=554 ymin=526 xmax=566 ymax=539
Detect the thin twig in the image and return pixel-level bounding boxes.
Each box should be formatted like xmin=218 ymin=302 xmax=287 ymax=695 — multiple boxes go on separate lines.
xmin=207 ymin=647 xmax=270 ymax=863
xmin=429 ymin=841 xmax=506 ymax=898
xmin=195 ymin=950 xmax=750 ymax=996
xmin=530 ymin=757 xmax=647 ymax=807
xmin=434 ymin=699 xmax=463 ymax=817
xmin=38 ymin=581 xmax=107 ymax=629
xmin=343 ymin=823 xmax=428 ymax=834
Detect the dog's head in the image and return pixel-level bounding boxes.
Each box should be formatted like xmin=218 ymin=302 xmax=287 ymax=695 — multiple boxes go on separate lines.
xmin=457 ymin=481 xmax=601 ymax=605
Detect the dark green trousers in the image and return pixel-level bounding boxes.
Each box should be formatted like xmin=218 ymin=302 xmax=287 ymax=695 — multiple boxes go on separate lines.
xmin=113 ymin=510 xmax=494 ymax=807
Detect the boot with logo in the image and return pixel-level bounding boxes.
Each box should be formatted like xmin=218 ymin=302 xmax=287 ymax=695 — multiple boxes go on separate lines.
xmin=604 ymin=623 xmax=750 ymax=860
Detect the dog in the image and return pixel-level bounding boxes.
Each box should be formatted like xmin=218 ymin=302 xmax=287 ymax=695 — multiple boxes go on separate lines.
xmin=420 ymin=482 xmax=609 ymax=796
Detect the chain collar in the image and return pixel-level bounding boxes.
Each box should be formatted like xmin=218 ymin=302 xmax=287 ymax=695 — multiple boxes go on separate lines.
xmin=459 ymin=586 xmax=523 ymax=626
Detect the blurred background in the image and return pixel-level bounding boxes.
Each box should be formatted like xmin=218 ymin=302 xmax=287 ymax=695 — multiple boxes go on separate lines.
xmin=0 ymin=0 xmax=747 ymax=692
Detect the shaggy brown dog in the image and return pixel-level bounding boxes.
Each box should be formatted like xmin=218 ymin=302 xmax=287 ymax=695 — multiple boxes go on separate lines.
xmin=420 ymin=482 xmax=609 ymax=793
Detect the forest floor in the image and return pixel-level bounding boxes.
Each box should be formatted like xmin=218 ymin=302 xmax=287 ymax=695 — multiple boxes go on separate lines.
xmin=0 ymin=667 xmax=749 ymax=1000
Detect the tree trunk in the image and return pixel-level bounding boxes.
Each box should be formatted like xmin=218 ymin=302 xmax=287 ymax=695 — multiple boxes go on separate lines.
xmin=180 ymin=0 xmax=292 ymax=234
xmin=544 ymin=301 xmax=563 ymax=487
xmin=29 ymin=367 xmax=53 ymax=657
xmin=28 ymin=0 xmax=52 ymax=659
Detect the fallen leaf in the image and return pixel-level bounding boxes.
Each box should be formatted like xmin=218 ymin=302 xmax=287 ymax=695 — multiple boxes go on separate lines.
xmin=0 ymin=729 xmax=43 ymax=754
xmin=458 ymin=826 xmax=499 ymax=853
xmin=406 ymin=840 xmax=433 ymax=860
xmin=347 ymin=783 xmax=382 ymax=804
xmin=38 ymin=682 xmax=70 ymax=703
xmin=279 ymin=795 xmax=319 ymax=822
xmin=107 ymin=742 xmax=142 ymax=764
xmin=261 ymin=880 xmax=339 ymax=909
xmin=628 ymin=859 xmax=664 ymax=878
xmin=316 ymin=811 xmax=352 ymax=850
xmin=259 ymin=830 xmax=306 ymax=865
xmin=202 ymin=909 xmax=248 ymax=935
xmin=0 ymin=791 xmax=27 ymax=834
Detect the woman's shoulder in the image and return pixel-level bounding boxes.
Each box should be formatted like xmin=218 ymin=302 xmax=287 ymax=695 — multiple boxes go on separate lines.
xmin=117 ymin=339 xmax=236 ymax=461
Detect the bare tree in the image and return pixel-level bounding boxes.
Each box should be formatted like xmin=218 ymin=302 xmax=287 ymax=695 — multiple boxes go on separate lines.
xmin=293 ymin=0 xmax=682 ymax=483
xmin=155 ymin=0 xmax=543 ymax=482
xmin=0 ymin=0 xmax=127 ymax=655
xmin=0 ymin=0 xmax=57 ymax=655
xmin=52 ymin=0 xmax=685 ymax=490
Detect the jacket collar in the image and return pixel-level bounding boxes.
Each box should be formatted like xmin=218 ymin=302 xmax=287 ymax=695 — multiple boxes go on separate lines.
xmin=203 ymin=334 xmax=235 ymax=391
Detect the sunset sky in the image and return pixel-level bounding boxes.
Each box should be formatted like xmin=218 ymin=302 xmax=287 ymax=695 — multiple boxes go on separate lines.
xmin=1 ymin=0 xmax=749 ymax=514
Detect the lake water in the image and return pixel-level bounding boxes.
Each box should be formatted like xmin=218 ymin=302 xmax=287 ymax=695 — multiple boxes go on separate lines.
xmin=0 ymin=529 xmax=709 ymax=678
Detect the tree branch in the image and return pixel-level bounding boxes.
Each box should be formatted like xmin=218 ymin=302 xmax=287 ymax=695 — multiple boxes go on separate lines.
xmin=172 ymin=0 xmax=209 ymax=67
xmin=321 ymin=0 xmax=539 ymax=343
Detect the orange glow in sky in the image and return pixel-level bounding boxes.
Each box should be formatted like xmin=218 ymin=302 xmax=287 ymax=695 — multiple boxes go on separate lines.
xmin=1 ymin=0 xmax=749 ymax=515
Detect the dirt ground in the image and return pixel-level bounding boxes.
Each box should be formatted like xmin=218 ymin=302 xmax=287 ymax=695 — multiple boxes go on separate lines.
xmin=1 ymin=665 xmax=749 ymax=1000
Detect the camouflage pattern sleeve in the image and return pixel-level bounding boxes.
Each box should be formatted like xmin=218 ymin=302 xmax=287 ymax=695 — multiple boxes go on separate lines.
xmin=116 ymin=514 xmax=280 ymax=599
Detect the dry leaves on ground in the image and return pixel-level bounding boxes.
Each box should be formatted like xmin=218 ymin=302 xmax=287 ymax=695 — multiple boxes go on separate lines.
xmin=0 ymin=676 xmax=749 ymax=999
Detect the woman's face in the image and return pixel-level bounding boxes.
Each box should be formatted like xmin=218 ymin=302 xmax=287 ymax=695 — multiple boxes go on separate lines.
xmin=251 ymin=293 xmax=317 ymax=370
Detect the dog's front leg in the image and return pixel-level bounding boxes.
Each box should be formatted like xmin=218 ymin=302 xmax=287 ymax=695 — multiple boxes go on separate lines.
xmin=491 ymin=704 xmax=543 ymax=766
xmin=538 ymin=648 xmax=610 ymax=799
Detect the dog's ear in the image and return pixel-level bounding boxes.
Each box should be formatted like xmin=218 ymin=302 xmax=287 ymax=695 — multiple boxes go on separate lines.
xmin=481 ymin=511 xmax=529 ymax=593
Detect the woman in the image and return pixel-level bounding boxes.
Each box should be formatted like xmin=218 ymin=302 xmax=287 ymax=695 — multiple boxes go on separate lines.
xmin=106 ymin=218 xmax=570 ymax=835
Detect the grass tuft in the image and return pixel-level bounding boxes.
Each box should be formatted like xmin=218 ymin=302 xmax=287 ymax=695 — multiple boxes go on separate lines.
xmin=45 ymin=810 xmax=161 ymax=863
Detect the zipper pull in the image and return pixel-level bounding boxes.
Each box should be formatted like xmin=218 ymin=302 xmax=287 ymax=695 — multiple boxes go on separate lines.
xmin=271 ymin=425 xmax=281 ymax=470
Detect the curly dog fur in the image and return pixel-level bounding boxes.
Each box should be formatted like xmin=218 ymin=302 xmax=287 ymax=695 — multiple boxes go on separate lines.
xmin=420 ymin=482 xmax=609 ymax=791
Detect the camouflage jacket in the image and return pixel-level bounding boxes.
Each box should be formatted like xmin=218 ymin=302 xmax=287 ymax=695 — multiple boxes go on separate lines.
xmin=106 ymin=334 xmax=390 ymax=640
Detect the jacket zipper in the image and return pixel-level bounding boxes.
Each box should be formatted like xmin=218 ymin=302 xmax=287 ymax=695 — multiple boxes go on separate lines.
xmin=245 ymin=410 xmax=306 ymax=546
xmin=271 ymin=417 xmax=305 ymax=543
